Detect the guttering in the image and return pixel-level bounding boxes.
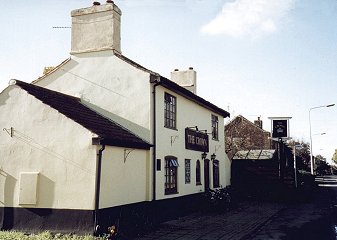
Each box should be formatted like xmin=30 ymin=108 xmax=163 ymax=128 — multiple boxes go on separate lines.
xmin=150 ymin=75 xmax=230 ymax=118
xmin=94 ymin=144 xmax=105 ymax=235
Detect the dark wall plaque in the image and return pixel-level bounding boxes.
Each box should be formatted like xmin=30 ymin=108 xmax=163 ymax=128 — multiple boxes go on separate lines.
xmin=185 ymin=128 xmax=209 ymax=152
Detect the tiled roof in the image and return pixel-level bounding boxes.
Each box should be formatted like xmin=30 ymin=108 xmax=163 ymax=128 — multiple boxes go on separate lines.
xmin=13 ymin=80 xmax=151 ymax=149
xmin=225 ymin=115 xmax=270 ymax=133
xmin=232 ymin=150 xmax=276 ymax=160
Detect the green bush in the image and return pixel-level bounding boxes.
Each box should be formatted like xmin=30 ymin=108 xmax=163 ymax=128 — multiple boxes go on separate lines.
xmin=0 ymin=231 xmax=105 ymax=240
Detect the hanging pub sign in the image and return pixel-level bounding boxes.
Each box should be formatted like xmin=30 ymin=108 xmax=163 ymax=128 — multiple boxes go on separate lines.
xmin=268 ymin=117 xmax=292 ymax=139
xmin=272 ymin=120 xmax=287 ymax=138
xmin=185 ymin=128 xmax=209 ymax=152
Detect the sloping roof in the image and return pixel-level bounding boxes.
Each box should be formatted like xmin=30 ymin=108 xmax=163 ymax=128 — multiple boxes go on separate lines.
xmin=225 ymin=115 xmax=270 ymax=133
xmin=12 ymin=80 xmax=151 ymax=149
xmin=150 ymin=75 xmax=230 ymax=118
xmin=232 ymin=149 xmax=276 ymax=160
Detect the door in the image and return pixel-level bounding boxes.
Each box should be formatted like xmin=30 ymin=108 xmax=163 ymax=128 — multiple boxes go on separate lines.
xmin=204 ymin=159 xmax=210 ymax=191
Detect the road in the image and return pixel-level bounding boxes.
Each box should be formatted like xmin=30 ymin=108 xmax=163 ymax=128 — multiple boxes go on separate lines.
xmin=248 ymin=175 xmax=337 ymax=240
xmin=136 ymin=175 xmax=337 ymax=240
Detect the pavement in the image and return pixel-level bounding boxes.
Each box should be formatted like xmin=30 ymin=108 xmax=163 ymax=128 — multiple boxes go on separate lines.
xmin=134 ymin=187 xmax=335 ymax=240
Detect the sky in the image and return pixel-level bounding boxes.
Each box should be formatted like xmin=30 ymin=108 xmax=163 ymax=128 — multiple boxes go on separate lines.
xmin=1 ymin=0 xmax=337 ymax=161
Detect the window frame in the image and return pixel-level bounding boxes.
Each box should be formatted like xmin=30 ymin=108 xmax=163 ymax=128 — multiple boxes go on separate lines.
xmin=164 ymin=156 xmax=178 ymax=195
xmin=185 ymin=159 xmax=191 ymax=184
xmin=212 ymin=160 xmax=220 ymax=188
xmin=164 ymin=92 xmax=177 ymax=129
xmin=196 ymin=160 xmax=201 ymax=185
xmin=211 ymin=114 xmax=219 ymax=140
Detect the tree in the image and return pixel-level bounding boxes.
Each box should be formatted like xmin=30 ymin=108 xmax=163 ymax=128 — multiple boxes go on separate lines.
xmin=332 ymin=149 xmax=337 ymax=165
xmin=315 ymin=154 xmax=331 ymax=175
xmin=288 ymin=139 xmax=311 ymax=171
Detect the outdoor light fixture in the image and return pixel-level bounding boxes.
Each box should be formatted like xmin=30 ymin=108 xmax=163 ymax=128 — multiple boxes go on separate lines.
xmin=211 ymin=153 xmax=216 ymax=161
xmin=309 ymin=103 xmax=335 ymax=175
xmin=201 ymin=152 xmax=207 ymax=160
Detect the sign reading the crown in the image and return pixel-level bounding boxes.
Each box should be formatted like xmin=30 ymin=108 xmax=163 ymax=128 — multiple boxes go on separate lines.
xmin=185 ymin=128 xmax=209 ymax=152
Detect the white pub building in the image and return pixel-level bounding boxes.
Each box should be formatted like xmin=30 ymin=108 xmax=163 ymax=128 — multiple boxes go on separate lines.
xmin=0 ymin=1 xmax=230 ymax=235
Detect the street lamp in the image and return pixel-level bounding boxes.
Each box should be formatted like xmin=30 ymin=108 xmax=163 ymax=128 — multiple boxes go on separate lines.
xmin=309 ymin=104 xmax=335 ymax=175
xmin=293 ymin=144 xmax=301 ymax=188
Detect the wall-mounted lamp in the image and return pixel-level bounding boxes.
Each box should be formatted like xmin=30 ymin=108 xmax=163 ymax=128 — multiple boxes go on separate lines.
xmin=201 ymin=152 xmax=207 ymax=160
xmin=211 ymin=153 xmax=216 ymax=161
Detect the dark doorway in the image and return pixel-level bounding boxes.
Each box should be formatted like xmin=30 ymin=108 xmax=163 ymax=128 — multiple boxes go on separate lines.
xmin=204 ymin=159 xmax=210 ymax=191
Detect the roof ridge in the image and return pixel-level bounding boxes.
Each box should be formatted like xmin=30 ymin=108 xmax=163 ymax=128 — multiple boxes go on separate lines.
xmin=13 ymin=79 xmax=80 ymax=101
xmin=226 ymin=115 xmax=270 ymax=133
xmin=32 ymin=58 xmax=71 ymax=84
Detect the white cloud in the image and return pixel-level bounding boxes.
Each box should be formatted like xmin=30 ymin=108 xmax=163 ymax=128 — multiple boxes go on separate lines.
xmin=201 ymin=0 xmax=295 ymax=38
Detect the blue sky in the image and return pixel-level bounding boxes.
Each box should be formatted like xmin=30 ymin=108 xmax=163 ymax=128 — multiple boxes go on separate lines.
xmin=1 ymin=0 xmax=337 ymax=160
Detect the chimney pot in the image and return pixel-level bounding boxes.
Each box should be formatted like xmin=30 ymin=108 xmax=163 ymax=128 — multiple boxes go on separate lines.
xmin=174 ymin=69 xmax=179 ymax=71
xmin=106 ymin=0 xmax=113 ymax=3
xmin=254 ymin=117 xmax=263 ymax=129
xmin=189 ymin=67 xmax=193 ymax=70
xmin=93 ymin=1 xmax=101 ymax=5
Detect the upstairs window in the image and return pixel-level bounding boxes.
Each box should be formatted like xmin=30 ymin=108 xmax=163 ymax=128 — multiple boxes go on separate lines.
xmin=211 ymin=115 xmax=219 ymax=140
xmin=164 ymin=93 xmax=177 ymax=129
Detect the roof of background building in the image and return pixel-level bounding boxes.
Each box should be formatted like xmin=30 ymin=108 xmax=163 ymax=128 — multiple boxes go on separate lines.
xmin=13 ymin=80 xmax=151 ymax=149
xmin=232 ymin=149 xmax=276 ymax=160
xmin=225 ymin=115 xmax=270 ymax=133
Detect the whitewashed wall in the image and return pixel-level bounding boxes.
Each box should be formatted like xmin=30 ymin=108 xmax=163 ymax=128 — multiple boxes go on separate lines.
xmin=0 ymin=86 xmax=97 ymax=210
xmin=154 ymin=86 xmax=231 ymax=200
xmin=99 ymin=147 xmax=150 ymax=209
xmin=35 ymin=51 xmax=151 ymax=142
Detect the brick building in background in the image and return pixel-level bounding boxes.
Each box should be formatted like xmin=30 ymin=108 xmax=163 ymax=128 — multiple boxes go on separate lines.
xmin=225 ymin=115 xmax=272 ymax=160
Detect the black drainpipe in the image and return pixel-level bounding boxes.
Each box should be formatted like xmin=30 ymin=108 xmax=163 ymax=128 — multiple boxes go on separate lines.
xmin=152 ymin=81 xmax=160 ymax=201
xmin=94 ymin=143 xmax=105 ymax=235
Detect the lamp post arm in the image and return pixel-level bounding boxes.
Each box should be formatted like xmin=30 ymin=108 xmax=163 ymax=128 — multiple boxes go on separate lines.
xmin=308 ymin=103 xmax=334 ymax=175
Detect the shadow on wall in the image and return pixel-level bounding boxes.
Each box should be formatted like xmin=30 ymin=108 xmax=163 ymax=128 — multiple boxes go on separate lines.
xmin=0 ymin=170 xmax=17 ymax=230
xmin=28 ymin=174 xmax=55 ymax=216
xmin=0 ymin=171 xmax=56 ymax=231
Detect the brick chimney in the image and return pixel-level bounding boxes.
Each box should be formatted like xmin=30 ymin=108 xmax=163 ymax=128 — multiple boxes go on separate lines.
xmin=70 ymin=1 xmax=121 ymax=54
xmin=171 ymin=67 xmax=197 ymax=94
xmin=254 ymin=116 xmax=263 ymax=129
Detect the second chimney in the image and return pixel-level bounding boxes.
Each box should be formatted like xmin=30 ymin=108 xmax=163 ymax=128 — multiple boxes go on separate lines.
xmin=71 ymin=2 xmax=122 ymax=54
xmin=171 ymin=67 xmax=197 ymax=94
xmin=254 ymin=116 xmax=263 ymax=129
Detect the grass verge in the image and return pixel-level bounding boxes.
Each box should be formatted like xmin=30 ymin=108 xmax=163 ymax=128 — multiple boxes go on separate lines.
xmin=0 ymin=231 xmax=105 ymax=240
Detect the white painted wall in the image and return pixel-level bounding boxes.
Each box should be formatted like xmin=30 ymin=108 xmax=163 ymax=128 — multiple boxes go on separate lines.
xmin=0 ymin=86 xmax=97 ymax=210
xmin=34 ymin=50 xmax=151 ymax=142
xmin=154 ymin=86 xmax=231 ymax=200
xmin=99 ymin=146 xmax=150 ymax=209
